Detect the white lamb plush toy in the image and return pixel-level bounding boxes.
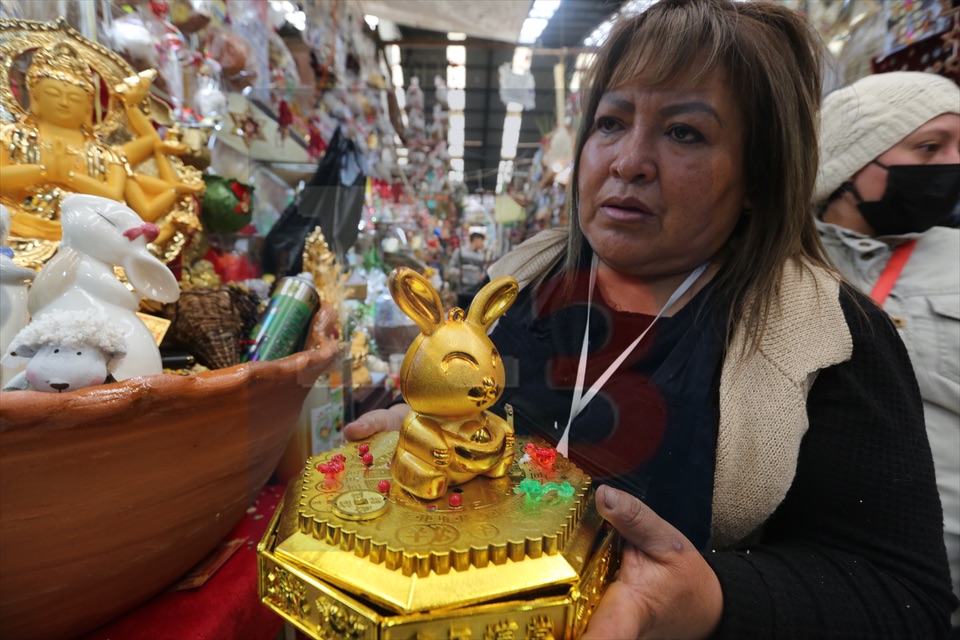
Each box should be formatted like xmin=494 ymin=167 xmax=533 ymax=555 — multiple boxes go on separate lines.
xmin=2 ymin=308 xmax=127 ymax=392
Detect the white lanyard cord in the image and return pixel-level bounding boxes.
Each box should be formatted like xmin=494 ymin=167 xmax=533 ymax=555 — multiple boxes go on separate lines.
xmin=556 ymin=255 xmax=709 ymax=457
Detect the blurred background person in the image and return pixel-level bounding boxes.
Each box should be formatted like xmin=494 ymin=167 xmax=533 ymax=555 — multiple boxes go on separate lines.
xmin=814 ymin=70 xmax=960 ymax=634
xmin=448 ymin=226 xmax=490 ymax=309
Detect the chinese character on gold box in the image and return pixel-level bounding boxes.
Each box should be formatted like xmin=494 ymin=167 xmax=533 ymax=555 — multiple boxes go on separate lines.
xmin=257 ymin=432 xmax=617 ymax=639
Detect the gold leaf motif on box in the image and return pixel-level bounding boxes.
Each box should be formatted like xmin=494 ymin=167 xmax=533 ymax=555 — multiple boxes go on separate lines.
xmin=525 ymin=616 xmax=555 ymax=640
xmin=265 ymin=567 xmax=310 ymax=619
xmin=483 ymin=620 xmax=519 ymax=640
xmin=317 ymin=596 xmax=368 ymax=639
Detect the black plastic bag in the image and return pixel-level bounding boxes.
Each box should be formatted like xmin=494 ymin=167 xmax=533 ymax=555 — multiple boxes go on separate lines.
xmin=262 ymin=126 xmax=367 ymax=278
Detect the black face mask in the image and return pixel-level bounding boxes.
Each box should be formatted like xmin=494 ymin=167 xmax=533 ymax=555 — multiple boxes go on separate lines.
xmin=845 ymin=161 xmax=960 ymax=236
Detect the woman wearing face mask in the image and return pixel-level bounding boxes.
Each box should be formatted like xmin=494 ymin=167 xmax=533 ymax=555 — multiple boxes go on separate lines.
xmin=348 ymin=3 xmax=957 ymax=636
xmin=815 ymin=70 xmax=960 ymax=634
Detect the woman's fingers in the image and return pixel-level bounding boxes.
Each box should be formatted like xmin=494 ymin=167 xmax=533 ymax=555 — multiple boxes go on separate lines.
xmin=583 ymin=485 xmax=724 ymax=640
xmin=343 ymin=405 xmax=407 ymax=441
xmin=580 ymin=578 xmax=648 ymax=639
xmin=595 ymin=485 xmax=681 ymax=555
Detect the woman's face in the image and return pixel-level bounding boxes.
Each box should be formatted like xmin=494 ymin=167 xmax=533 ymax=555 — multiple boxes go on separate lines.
xmin=850 ymin=113 xmax=960 ymax=202
xmin=577 ymin=72 xmax=750 ymax=279
xmin=30 ymin=78 xmax=92 ymax=129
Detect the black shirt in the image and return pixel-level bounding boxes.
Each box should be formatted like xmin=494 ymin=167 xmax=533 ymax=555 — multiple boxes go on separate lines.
xmin=490 ymin=263 xmax=729 ymax=549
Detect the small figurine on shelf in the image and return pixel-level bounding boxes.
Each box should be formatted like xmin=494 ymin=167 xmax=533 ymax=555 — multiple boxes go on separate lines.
xmin=194 ymin=58 xmax=228 ymax=120
xmin=2 ymin=308 xmax=127 ymax=392
xmin=27 ymin=194 xmax=180 ymax=381
xmin=388 ymin=267 xmax=519 ymax=499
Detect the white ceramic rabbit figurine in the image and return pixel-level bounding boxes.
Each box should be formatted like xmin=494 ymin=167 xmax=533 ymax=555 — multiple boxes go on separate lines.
xmin=27 ymin=194 xmax=180 ymax=381
xmin=0 ymin=204 xmax=37 ymax=388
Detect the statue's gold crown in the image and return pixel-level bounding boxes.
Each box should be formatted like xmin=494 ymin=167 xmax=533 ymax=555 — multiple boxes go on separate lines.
xmin=26 ymin=42 xmax=94 ymax=93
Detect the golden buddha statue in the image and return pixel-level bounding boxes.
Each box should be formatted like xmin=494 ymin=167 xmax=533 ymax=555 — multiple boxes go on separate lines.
xmin=0 ymin=18 xmax=203 ymax=268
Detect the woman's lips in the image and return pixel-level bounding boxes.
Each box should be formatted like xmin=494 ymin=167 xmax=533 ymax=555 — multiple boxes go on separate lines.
xmin=599 ymin=203 xmax=656 ymax=222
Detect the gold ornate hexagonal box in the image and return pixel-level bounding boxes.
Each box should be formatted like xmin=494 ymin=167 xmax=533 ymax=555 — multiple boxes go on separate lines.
xmin=258 ymin=270 xmax=618 ymax=638
xmin=257 ymin=431 xmax=617 ymax=639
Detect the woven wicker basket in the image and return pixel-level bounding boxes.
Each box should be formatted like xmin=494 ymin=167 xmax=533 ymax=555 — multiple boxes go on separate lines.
xmin=161 ymin=286 xmax=261 ymax=369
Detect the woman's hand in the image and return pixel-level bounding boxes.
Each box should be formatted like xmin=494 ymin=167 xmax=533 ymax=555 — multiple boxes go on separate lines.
xmin=582 ymin=486 xmax=723 ymax=640
xmin=343 ymin=403 xmax=409 ymax=441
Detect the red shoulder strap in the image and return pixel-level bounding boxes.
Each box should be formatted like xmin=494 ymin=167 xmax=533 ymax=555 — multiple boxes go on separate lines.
xmin=870 ymin=239 xmax=917 ymax=306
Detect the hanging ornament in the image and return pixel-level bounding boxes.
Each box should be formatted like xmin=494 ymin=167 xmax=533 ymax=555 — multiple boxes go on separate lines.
xmin=277 ymin=99 xmax=293 ymax=146
xmin=149 ymin=0 xmax=170 ymax=19
xmin=306 ymin=120 xmax=327 ymax=159
xmin=229 ymin=107 xmax=266 ymax=148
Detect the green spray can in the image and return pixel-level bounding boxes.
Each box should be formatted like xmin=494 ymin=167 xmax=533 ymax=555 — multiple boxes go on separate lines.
xmin=243 ymin=272 xmax=320 ymax=362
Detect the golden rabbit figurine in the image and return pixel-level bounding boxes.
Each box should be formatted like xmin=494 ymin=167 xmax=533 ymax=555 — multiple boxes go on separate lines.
xmin=388 ymin=268 xmax=519 ymax=499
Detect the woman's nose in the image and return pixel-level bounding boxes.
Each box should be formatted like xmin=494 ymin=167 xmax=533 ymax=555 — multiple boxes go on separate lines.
xmin=609 ymin=133 xmax=657 ymax=182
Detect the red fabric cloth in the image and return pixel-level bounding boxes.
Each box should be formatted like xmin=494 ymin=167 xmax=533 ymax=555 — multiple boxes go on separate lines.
xmin=82 ymin=485 xmax=286 ymax=640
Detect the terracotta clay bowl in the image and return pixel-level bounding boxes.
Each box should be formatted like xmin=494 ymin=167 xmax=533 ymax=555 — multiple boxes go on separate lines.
xmin=0 ymin=344 xmax=337 ymax=639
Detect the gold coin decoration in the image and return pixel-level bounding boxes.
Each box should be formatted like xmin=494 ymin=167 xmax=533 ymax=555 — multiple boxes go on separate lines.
xmin=332 ymin=490 xmax=389 ymax=521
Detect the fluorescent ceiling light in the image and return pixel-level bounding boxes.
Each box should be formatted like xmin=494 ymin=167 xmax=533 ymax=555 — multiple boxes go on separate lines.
xmin=446 ymin=45 xmax=466 ymax=67
xmin=584 ymin=19 xmax=612 ymax=46
xmin=448 ymin=89 xmax=466 ymax=111
xmin=364 ymin=14 xmax=379 ymax=29
xmin=447 ymin=32 xmax=467 ymax=41
xmin=529 ymin=0 xmax=561 ymax=20
xmin=377 ymin=19 xmax=402 ymax=41
xmin=447 ymin=65 xmax=466 ymax=91
xmin=585 ymin=0 xmax=660 ymax=46
xmin=518 ymin=0 xmax=561 ymax=44
xmin=518 ymin=18 xmax=548 ymax=44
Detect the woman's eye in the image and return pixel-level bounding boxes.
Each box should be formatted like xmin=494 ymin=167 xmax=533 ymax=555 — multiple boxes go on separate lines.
xmin=594 ymin=117 xmax=620 ymax=134
xmin=667 ymin=124 xmax=704 ymax=144
xmin=917 ymin=142 xmax=940 ymax=154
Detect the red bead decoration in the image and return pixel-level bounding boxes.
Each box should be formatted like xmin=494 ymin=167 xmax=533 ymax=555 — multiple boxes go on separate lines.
xmin=358 ymin=443 xmax=370 ymax=456
xmin=332 ymin=453 xmax=346 ymax=463
xmin=362 ymin=453 xmax=374 ymax=466
xmin=448 ymin=492 xmax=463 ymax=508
xmin=378 ymin=480 xmax=390 ymax=493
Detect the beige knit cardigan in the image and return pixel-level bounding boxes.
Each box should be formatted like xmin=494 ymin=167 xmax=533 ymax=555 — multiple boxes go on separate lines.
xmin=488 ymin=229 xmax=853 ymax=547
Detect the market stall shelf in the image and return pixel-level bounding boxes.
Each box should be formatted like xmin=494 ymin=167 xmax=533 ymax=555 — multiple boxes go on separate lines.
xmin=0 ymin=344 xmax=338 ymax=640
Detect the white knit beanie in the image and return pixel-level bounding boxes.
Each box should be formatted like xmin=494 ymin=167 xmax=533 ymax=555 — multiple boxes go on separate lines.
xmin=814 ymin=72 xmax=960 ymax=204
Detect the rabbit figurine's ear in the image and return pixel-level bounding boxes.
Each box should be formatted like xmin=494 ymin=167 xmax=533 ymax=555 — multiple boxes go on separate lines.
xmin=389 ymin=268 xmax=444 ymax=336
xmin=467 ymin=276 xmax=518 ymax=331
